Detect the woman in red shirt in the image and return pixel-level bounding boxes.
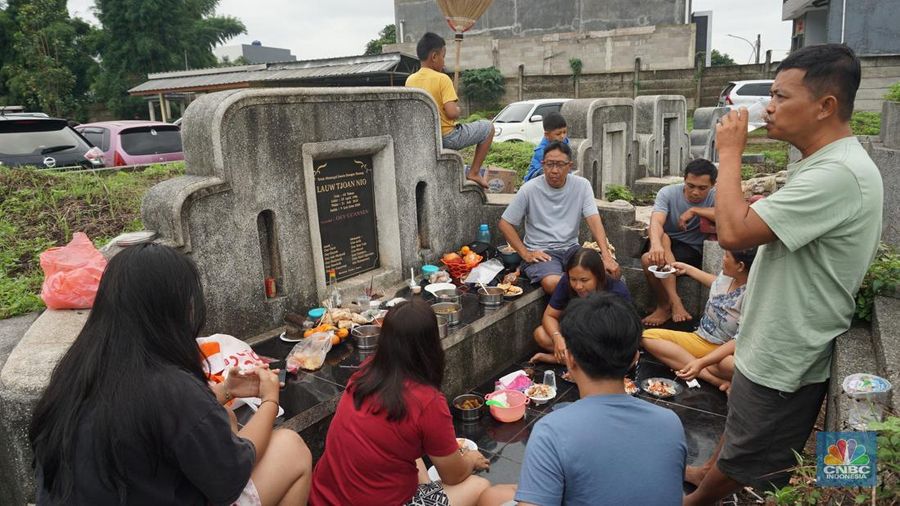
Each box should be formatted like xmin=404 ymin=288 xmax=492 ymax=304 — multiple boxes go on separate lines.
xmin=310 ymin=300 xmax=490 ymax=506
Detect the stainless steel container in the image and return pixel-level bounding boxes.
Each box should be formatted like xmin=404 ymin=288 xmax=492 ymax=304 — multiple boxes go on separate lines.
xmin=452 ymin=394 xmax=485 ymax=421
xmin=478 ymin=287 xmax=505 ymax=306
xmin=436 ymin=314 xmax=449 ymax=338
xmin=434 ymin=288 xmax=462 ymax=305
xmin=432 ymin=302 xmax=461 ymax=325
xmin=351 ymin=324 xmax=380 ymax=350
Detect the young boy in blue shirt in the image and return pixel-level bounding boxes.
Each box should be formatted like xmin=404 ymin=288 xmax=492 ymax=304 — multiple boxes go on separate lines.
xmin=523 ymin=112 xmax=569 ymax=182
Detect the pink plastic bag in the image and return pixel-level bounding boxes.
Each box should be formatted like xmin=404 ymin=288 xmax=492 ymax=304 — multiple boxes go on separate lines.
xmin=40 ymin=232 xmax=108 ymax=309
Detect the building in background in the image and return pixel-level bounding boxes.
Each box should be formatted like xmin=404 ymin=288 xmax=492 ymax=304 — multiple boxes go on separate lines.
xmin=214 ymin=40 xmax=297 ymax=64
xmin=782 ymin=0 xmax=900 ymax=55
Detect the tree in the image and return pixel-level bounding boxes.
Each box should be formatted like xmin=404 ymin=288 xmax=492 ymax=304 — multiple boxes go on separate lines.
xmin=93 ymin=0 xmax=246 ymax=117
xmin=364 ymin=24 xmax=396 ymax=55
xmin=2 ymin=0 xmax=97 ymax=118
xmin=710 ymin=49 xmax=736 ymax=66
xmin=460 ymin=67 xmax=505 ymax=109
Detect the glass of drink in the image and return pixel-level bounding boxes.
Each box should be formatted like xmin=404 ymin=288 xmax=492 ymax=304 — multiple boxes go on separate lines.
xmin=543 ymin=370 xmax=557 ymax=390
xmin=745 ymin=98 xmax=771 ymax=132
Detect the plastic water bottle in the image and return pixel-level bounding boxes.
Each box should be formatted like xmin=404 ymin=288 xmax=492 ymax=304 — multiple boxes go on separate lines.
xmin=477 ymin=224 xmax=491 ymax=244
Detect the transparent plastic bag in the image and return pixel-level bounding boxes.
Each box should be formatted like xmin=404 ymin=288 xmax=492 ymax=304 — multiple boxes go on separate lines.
xmin=40 ymin=232 xmax=108 ymax=309
xmin=286 ymin=332 xmax=334 ymax=372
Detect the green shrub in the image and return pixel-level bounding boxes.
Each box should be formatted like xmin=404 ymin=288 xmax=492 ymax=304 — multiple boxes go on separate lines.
xmin=850 ymin=111 xmax=881 ymax=136
xmin=855 ymin=244 xmax=900 ymax=321
xmin=741 ymin=165 xmax=756 ymax=180
xmin=0 ymin=163 xmax=184 ymax=319
xmin=483 ymin=141 xmax=536 ymax=180
xmin=885 ymin=82 xmax=900 ymax=102
xmin=762 ymin=149 xmax=788 ymax=167
xmin=604 ymin=184 xmax=634 ymax=203
xmin=460 ymin=67 xmax=505 ymax=109
xmin=460 ymin=109 xmax=499 ymax=124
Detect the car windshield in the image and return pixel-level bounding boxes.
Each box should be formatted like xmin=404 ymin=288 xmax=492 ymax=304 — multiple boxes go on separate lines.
xmin=493 ymin=103 xmax=534 ymax=123
xmin=0 ymin=121 xmax=88 ymax=156
xmin=120 ymin=126 xmax=182 ymax=155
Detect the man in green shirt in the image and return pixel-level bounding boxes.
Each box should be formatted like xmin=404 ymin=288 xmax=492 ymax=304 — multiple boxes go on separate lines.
xmin=684 ymin=44 xmax=884 ymax=504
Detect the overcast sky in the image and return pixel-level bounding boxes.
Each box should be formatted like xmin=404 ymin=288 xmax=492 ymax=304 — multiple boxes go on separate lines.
xmin=67 ymin=0 xmax=792 ymax=62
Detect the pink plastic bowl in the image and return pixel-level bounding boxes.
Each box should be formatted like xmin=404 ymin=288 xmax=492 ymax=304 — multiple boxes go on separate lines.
xmin=485 ymin=389 xmax=529 ymax=423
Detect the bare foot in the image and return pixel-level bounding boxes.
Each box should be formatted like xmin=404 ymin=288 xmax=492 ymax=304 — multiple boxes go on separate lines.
xmin=530 ymin=352 xmax=559 ymax=365
xmin=684 ymin=465 xmax=709 ymax=486
xmin=671 ymin=302 xmax=693 ymax=323
xmin=466 ymin=174 xmax=488 ymax=188
xmin=642 ymin=306 xmax=671 ymax=326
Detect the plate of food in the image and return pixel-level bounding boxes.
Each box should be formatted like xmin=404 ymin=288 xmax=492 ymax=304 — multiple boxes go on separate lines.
xmin=497 ymin=282 xmax=524 ymax=299
xmin=641 ymin=378 xmax=683 ymax=398
xmin=524 ymin=383 xmax=557 ymax=404
xmin=624 ymin=377 xmax=640 ymax=395
xmin=648 ymin=265 xmax=675 ymax=279
xmin=457 ymin=438 xmax=477 ymax=452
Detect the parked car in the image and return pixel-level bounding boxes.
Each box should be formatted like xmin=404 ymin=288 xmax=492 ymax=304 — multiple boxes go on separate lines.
xmin=717 ymin=80 xmax=773 ymax=107
xmin=0 ymin=116 xmax=104 ymax=169
xmin=75 ymin=120 xmax=184 ymax=167
xmin=492 ymin=98 xmax=571 ymax=143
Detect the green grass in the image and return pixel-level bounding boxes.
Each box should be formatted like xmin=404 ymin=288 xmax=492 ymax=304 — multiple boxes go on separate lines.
xmin=459 ymin=109 xmax=500 ymax=124
xmin=850 ymin=111 xmax=881 ymax=136
xmin=460 ymin=140 xmax=537 ymax=181
xmin=0 ymin=163 xmax=185 ymax=319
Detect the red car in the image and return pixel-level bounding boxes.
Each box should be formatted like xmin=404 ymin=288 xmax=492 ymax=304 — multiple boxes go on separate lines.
xmin=75 ymin=120 xmax=183 ymax=167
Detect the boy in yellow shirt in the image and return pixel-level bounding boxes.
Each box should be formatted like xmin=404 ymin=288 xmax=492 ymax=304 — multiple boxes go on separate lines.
xmin=406 ymin=32 xmax=494 ymax=188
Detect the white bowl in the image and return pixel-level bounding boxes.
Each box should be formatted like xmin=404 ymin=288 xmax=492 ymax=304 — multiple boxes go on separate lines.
xmin=524 ymin=385 xmax=557 ymax=405
xmin=648 ymin=265 xmax=675 ymax=279
xmin=457 ymin=438 xmax=477 ymax=452
xmin=425 ymin=282 xmax=456 ymax=296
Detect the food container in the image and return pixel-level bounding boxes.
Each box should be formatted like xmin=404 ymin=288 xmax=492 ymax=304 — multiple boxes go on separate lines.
xmin=452 ymin=393 xmax=485 ymax=422
xmin=434 ymin=288 xmax=463 ymax=305
xmin=351 ymin=325 xmax=380 ymax=350
xmin=307 ymin=307 xmax=326 ymax=319
xmin=648 ymin=265 xmax=675 ymax=279
xmin=478 ymin=287 xmax=505 ymax=306
xmin=842 ymin=373 xmax=893 ymax=429
xmin=498 ymin=245 xmax=522 ymax=269
xmin=425 ymin=282 xmax=456 ymax=296
xmin=485 ymin=389 xmax=529 ymax=423
xmin=436 ymin=314 xmax=449 ymax=338
xmin=422 ymin=264 xmax=440 ymax=277
xmin=432 ymin=302 xmax=461 ymax=326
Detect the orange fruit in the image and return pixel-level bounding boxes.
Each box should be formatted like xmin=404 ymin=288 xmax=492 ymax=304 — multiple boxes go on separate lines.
xmin=460 ymin=246 xmax=471 ymax=255
xmin=330 ymin=333 xmax=341 ymax=346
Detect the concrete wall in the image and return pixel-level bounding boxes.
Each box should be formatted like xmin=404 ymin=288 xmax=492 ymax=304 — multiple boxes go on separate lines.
xmin=826 ymin=0 xmax=900 ymax=56
xmin=386 ymin=24 xmax=695 ymax=77
xmin=394 ymin=0 xmax=687 ymax=43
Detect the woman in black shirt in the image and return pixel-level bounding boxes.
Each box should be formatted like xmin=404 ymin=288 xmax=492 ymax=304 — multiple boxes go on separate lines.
xmin=30 ymin=243 xmax=311 ymax=505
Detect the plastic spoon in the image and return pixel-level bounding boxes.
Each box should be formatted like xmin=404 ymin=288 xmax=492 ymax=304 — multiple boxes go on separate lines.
xmin=485 ymin=399 xmax=508 ymax=407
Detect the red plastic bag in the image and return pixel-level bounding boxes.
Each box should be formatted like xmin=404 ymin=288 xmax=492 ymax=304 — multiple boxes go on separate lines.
xmin=40 ymin=232 xmax=108 ymax=309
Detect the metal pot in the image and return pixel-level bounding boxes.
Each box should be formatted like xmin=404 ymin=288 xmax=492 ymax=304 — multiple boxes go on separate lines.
xmin=432 ymin=302 xmax=461 ymax=326
xmin=478 ymin=287 xmax=505 ymax=306
xmin=452 ymin=393 xmax=484 ymax=421
xmin=351 ymin=324 xmax=380 ymax=350
xmin=436 ymin=314 xmax=449 ymax=338
xmin=434 ymin=288 xmax=462 ymax=305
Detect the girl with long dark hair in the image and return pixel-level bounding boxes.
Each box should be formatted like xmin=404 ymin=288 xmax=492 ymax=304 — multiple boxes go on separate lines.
xmin=30 ymin=243 xmax=312 ymax=505
xmin=309 ymin=300 xmax=490 ymax=506
xmin=531 ymin=247 xmax=632 ymax=364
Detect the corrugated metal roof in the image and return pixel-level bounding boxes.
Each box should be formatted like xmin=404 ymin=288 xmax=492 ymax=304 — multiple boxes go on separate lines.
xmin=129 ymin=53 xmax=417 ymax=95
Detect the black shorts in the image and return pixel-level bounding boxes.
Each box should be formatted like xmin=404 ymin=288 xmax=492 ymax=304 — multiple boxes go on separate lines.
xmin=641 ymin=237 xmax=703 ymax=268
xmin=717 ymin=368 xmax=827 ymax=491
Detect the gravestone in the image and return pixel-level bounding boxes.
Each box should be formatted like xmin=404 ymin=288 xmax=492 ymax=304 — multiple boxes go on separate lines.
xmin=634 ymin=95 xmax=691 ymax=178
xmin=690 ymin=106 xmax=728 ymax=162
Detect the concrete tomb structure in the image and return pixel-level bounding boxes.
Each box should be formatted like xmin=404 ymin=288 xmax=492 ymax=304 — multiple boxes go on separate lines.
xmin=634 ymin=95 xmax=691 ymax=179
xmin=689 ymin=106 xmax=728 ymax=163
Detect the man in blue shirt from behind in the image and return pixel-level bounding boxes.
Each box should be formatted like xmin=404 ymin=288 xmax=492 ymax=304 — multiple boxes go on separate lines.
xmin=481 ymin=293 xmax=687 ymax=506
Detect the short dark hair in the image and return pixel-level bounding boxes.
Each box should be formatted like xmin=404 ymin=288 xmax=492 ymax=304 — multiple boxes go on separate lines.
xmin=776 ymin=44 xmax=861 ymax=121
xmin=729 ymin=246 xmax=758 ymax=270
xmin=684 ymin=158 xmax=717 ymax=184
xmin=543 ymin=111 xmax=567 ymax=131
xmin=565 ymin=248 xmax=607 ymax=299
xmin=542 ymin=140 xmax=572 ymax=161
xmin=560 ymin=293 xmax=643 ymax=380
xmin=416 ymin=32 xmax=445 ymax=61
xmin=351 ymin=299 xmax=444 ymax=421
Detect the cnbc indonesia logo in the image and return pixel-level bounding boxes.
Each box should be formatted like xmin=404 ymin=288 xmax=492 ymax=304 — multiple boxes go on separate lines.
xmin=817 ymin=433 xmax=876 ymax=487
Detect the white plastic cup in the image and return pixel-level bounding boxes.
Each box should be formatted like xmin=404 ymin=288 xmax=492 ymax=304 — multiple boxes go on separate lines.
xmin=842 ymin=374 xmax=892 ymax=430
xmin=543 ymin=370 xmax=557 ymax=390
xmin=745 ymin=99 xmax=771 ymax=132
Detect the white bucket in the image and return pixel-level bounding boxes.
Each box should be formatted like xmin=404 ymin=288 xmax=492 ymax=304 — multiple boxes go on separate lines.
xmin=842 ymin=373 xmax=892 ymax=430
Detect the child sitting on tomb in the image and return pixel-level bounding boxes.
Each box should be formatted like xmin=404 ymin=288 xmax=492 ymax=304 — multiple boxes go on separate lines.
xmin=524 ymin=111 xmax=570 ymax=182
xmin=309 ymin=300 xmax=490 ymax=506
xmin=641 ymin=247 xmax=757 ymax=392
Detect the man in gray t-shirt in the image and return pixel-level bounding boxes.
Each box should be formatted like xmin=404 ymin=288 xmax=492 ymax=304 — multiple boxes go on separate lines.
xmin=499 ymin=142 xmax=619 ymax=294
xmin=642 ymin=159 xmax=717 ymax=326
